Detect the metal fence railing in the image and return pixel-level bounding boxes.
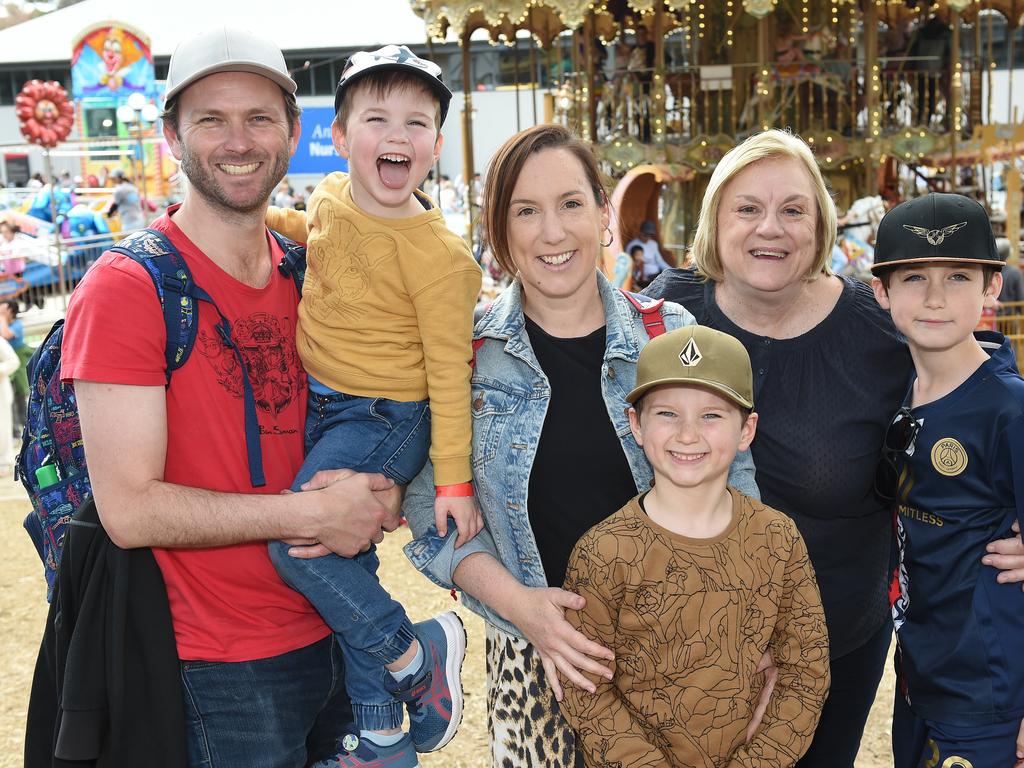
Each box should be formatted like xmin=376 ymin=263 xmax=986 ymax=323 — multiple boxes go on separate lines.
xmin=0 ymin=229 xmax=134 ymax=311
xmin=994 ymin=301 xmax=1024 ymax=373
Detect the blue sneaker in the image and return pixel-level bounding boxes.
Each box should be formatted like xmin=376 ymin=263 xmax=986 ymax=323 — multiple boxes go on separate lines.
xmin=315 ymin=731 xmax=419 ymax=767
xmin=386 ymin=611 xmax=466 ymax=753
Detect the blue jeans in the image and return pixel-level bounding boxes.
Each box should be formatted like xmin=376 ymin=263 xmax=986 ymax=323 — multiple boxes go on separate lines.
xmin=270 ymin=387 xmax=431 ymax=731
xmin=180 ymin=634 xmax=351 ymax=768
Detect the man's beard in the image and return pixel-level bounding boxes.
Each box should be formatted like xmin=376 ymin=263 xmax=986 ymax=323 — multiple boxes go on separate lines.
xmin=179 ymin=141 xmax=290 ymax=216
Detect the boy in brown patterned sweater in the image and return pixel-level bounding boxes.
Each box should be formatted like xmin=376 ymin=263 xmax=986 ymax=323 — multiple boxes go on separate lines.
xmin=562 ymin=325 xmax=830 ymax=767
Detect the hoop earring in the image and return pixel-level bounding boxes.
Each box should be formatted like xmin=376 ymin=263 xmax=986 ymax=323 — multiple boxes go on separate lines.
xmin=600 ymin=226 xmax=613 ymax=248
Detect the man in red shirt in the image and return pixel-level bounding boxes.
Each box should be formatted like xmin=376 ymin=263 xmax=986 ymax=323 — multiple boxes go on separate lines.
xmin=62 ymin=27 xmax=401 ymax=766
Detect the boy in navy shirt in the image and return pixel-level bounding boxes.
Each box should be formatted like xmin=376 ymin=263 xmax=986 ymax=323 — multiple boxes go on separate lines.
xmin=871 ymin=192 xmax=1024 ymax=768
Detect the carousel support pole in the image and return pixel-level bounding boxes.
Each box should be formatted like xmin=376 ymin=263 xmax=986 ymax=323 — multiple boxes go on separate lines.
xmin=986 ymin=1 xmax=994 ymax=127
xmin=951 ymin=12 xmax=962 ymax=191
xmin=43 ymin=149 xmax=67 ymax=308
xmin=1007 ymin=16 xmax=1015 ymax=125
xmin=513 ymin=32 xmax=522 ymax=133
xmin=864 ymin=0 xmax=880 ymax=194
xmin=584 ymin=12 xmax=597 ymax=142
xmin=756 ymin=15 xmax=769 ymax=129
xmin=529 ymin=8 xmax=539 ymax=124
xmin=461 ymin=30 xmax=476 ymax=247
xmin=571 ymin=25 xmax=583 ymax=133
xmin=652 ymin=1 xmax=666 ymax=152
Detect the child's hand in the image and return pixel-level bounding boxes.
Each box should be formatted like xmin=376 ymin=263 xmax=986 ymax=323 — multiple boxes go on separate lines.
xmin=1015 ymin=716 xmax=1024 ymax=768
xmin=434 ymin=494 xmax=483 ymax=549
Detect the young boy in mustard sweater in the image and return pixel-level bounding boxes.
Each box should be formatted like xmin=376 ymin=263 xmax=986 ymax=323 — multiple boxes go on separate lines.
xmin=561 ymin=325 xmax=830 ymax=767
xmin=265 ymin=46 xmax=482 ymax=766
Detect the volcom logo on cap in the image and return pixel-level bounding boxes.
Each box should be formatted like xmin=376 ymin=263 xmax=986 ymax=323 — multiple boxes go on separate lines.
xmin=902 ymin=222 xmax=967 ymax=246
xmin=679 ymin=337 xmax=702 ymax=367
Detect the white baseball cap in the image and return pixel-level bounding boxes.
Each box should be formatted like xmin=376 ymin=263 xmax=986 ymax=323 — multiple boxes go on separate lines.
xmin=164 ymin=27 xmax=296 ymax=104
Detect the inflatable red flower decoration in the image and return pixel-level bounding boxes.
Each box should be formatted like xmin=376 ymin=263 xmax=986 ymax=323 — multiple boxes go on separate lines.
xmin=16 ymin=80 xmax=74 ymax=148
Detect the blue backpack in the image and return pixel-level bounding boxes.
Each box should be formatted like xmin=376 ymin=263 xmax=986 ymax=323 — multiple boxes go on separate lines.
xmin=17 ymin=227 xmax=306 ymax=601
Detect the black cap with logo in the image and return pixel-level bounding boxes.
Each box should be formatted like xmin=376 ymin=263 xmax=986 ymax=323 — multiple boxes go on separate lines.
xmin=871 ymin=192 xmax=1004 ymax=273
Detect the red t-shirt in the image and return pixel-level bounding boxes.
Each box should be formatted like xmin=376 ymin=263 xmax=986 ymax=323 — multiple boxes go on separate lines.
xmin=61 ymin=209 xmax=329 ymax=662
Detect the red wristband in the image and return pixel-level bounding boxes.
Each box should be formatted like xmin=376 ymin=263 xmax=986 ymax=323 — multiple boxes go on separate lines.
xmin=436 ymin=482 xmax=474 ymax=497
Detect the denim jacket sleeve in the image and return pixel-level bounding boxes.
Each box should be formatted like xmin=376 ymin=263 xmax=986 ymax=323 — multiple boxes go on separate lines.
xmin=727 ymin=448 xmax=759 ymax=500
xmin=402 ymin=458 xmax=524 ymax=636
xmin=402 ymin=457 xmax=496 ymax=590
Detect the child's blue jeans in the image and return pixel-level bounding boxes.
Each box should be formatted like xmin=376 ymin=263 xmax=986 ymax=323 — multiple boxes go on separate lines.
xmin=269 ymin=384 xmax=431 ymax=732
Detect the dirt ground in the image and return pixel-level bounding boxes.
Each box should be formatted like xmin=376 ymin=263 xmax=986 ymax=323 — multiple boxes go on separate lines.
xmin=1 ymin=479 xmax=895 ymax=767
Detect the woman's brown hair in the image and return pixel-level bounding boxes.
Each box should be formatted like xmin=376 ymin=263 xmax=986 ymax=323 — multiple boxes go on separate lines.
xmin=481 ymin=124 xmax=607 ymax=275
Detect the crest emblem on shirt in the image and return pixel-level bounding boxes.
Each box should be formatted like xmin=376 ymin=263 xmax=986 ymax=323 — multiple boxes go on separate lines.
xmin=930 ymin=437 xmax=968 ymax=477
xmin=679 ymin=337 xmax=702 ymax=367
xmin=902 ymin=221 xmax=967 ymax=246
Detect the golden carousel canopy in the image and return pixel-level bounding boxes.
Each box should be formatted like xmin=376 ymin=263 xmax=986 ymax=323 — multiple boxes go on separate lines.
xmin=409 ymin=0 xmax=687 ymax=46
xmin=410 ymin=0 xmax=1024 ymax=44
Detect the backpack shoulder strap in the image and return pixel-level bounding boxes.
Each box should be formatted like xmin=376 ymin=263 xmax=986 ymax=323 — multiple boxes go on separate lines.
xmin=110 ymin=228 xmax=198 ymax=382
xmin=618 ymin=288 xmax=667 ymax=338
xmin=110 ymin=228 xmax=267 ymax=488
xmin=271 ymin=229 xmax=307 ymax=294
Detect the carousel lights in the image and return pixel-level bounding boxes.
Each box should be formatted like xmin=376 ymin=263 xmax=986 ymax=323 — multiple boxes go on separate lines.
xmin=801 ymin=0 xmax=809 ymax=34
xmin=726 ymin=0 xmax=734 ymax=45
xmin=684 ymin=1 xmax=692 ymax=56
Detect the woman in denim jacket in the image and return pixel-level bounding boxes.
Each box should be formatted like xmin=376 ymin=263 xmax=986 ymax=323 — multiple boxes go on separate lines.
xmin=402 ymin=124 xmax=759 ymax=767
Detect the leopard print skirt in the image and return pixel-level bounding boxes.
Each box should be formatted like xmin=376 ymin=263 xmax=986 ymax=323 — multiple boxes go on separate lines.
xmin=486 ymin=624 xmax=583 ymax=768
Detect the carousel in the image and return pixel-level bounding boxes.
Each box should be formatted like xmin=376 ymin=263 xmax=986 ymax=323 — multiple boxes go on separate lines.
xmin=411 ymin=0 xmax=1024 ymax=267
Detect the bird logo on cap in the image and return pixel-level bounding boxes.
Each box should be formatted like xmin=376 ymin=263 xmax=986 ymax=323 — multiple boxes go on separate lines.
xmin=902 ymin=221 xmax=967 ymax=246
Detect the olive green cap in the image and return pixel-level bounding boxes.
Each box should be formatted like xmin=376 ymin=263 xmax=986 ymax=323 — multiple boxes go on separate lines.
xmin=626 ymin=325 xmax=753 ymax=409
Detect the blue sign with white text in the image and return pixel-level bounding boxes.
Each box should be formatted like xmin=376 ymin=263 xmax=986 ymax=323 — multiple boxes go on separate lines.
xmin=290 ymin=107 xmax=348 ymax=176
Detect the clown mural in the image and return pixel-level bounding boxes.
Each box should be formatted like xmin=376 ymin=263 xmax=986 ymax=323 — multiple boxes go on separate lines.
xmin=69 ymin=22 xmax=169 ymax=201
xmin=71 ymin=23 xmax=153 ymax=99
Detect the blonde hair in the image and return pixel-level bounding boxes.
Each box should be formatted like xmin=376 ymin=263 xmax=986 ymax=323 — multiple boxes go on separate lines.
xmin=691 ymin=129 xmax=836 ymax=282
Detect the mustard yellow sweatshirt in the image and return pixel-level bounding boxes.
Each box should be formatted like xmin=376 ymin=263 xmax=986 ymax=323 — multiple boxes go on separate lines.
xmin=267 ymin=173 xmax=481 ymax=485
